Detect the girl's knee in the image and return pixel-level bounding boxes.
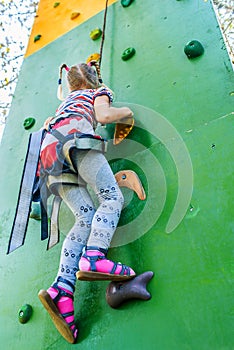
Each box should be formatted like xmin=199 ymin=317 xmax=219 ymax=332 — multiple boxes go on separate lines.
xmin=98 ymin=185 xmax=124 ymax=208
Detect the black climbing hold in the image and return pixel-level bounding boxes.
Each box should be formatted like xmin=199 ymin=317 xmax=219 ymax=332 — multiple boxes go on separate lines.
xmin=34 ymin=34 xmax=42 ymax=43
xmin=90 ymin=28 xmax=102 ymax=40
xmin=121 ymin=0 xmax=135 ymax=7
xmin=121 ymin=47 xmax=136 ymax=61
xmin=18 ymin=304 xmax=33 ymax=324
xmin=184 ymin=40 xmax=204 ymax=59
xmin=106 ymin=271 xmax=154 ymax=308
xmin=23 ymin=117 xmax=36 ymax=130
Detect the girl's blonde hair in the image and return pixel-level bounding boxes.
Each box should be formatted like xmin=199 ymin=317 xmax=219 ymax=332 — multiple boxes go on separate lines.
xmin=57 ymin=61 xmax=114 ymax=101
xmin=57 ymin=61 xmax=102 ymax=100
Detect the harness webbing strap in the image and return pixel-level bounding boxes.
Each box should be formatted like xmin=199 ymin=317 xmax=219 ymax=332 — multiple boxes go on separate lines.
xmin=7 ymin=130 xmax=44 ymax=254
xmin=47 ymin=195 xmax=62 ymax=250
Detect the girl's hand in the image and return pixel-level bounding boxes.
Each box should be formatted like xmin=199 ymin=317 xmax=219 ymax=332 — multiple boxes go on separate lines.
xmin=42 ymin=116 xmax=54 ymax=130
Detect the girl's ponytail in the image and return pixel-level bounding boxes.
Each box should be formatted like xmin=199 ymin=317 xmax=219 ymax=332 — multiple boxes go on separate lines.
xmin=57 ymin=63 xmax=70 ymax=101
xmin=88 ymin=60 xmax=114 ymax=97
xmin=88 ymin=60 xmax=103 ymax=84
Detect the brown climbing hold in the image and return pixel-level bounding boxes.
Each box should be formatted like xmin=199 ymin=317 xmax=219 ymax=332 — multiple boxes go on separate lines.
xmin=115 ymin=170 xmax=146 ymax=200
xmin=106 ymin=271 xmax=154 ymax=308
xmin=114 ymin=116 xmax=134 ymax=145
xmin=70 ymin=12 xmax=80 ymax=20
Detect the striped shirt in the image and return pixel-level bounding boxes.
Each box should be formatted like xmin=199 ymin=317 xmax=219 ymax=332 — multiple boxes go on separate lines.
xmin=55 ymin=87 xmax=113 ymax=128
xmin=40 ymin=87 xmax=113 ymax=172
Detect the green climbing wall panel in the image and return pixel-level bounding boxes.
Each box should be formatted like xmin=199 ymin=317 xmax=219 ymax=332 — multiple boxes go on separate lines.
xmin=0 ymin=1 xmax=233 ymax=349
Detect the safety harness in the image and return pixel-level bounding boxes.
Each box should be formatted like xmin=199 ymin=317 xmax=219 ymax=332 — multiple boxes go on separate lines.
xmin=7 ymin=128 xmax=107 ymax=254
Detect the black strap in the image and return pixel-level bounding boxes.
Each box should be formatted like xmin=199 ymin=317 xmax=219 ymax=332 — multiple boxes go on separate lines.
xmin=7 ymin=130 xmax=44 ymax=254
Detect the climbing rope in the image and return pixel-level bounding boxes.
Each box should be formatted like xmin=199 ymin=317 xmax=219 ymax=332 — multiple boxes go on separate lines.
xmin=99 ymin=0 xmax=109 ymax=69
xmin=89 ymin=0 xmax=109 ymax=84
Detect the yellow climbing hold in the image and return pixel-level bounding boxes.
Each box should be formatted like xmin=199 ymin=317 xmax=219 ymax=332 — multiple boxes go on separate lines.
xmin=90 ymin=28 xmax=102 ymax=40
xmin=86 ymin=53 xmax=100 ymax=64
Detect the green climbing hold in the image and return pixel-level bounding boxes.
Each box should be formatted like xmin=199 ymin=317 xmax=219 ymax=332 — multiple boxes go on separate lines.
xmin=184 ymin=40 xmax=204 ymax=59
xmin=121 ymin=0 xmax=135 ymax=7
xmin=23 ymin=117 xmax=36 ymax=130
xmin=121 ymin=47 xmax=136 ymax=61
xmin=90 ymin=28 xmax=102 ymax=40
xmin=53 ymin=2 xmax=60 ymax=7
xmin=30 ymin=202 xmax=41 ymax=220
xmin=18 ymin=304 xmax=33 ymax=324
xmin=34 ymin=34 xmax=42 ymax=43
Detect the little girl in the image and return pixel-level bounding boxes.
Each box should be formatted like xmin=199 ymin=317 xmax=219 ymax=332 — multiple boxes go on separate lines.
xmin=38 ymin=61 xmax=135 ymax=343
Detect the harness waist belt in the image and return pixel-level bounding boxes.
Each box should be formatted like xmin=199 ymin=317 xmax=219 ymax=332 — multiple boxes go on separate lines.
xmin=74 ymin=135 xmax=108 ymax=152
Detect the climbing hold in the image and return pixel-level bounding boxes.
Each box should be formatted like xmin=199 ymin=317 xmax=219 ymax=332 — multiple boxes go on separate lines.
xmin=34 ymin=34 xmax=41 ymax=43
xmin=121 ymin=0 xmax=135 ymax=7
xmin=106 ymin=271 xmax=154 ymax=308
xmin=114 ymin=116 xmax=134 ymax=144
xmin=184 ymin=40 xmax=204 ymax=59
xmin=121 ymin=47 xmax=136 ymax=61
xmin=90 ymin=28 xmax=102 ymax=40
xmin=70 ymin=12 xmax=80 ymax=20
xmin=115 ymin=170 xmax=146 ymax=200
xmin=186 ymin=204 xmax=200 ymax=219
xmin=23 ymin=117 xmax=36 ymax=130
xmin=18 ymin=304 xmax=33 ymax=324
xmin=53 ymin=2 xmax=60 ymax=7
xmin=30 ymin=201 xmax=41 ymax=220
xmin=86 ymin=53 xmax=100 ymax=64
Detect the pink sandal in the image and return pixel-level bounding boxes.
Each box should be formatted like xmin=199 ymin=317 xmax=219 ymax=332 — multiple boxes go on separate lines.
xmin=38 ymin=278 xmax=78 ymax=344
xmin=77 ymin=246 xmax=136 ymax=281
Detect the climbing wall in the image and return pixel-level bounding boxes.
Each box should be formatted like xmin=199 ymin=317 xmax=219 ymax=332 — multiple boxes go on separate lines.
xmin=0 ymin=0 xmax=233 ymax=349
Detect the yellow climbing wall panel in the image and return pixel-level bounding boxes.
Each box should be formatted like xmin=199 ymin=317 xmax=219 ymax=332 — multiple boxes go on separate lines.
xmin=25 ymin=0 xmax=118 ymax=57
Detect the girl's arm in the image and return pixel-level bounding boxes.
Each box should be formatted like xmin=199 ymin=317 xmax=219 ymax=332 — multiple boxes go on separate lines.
xmin=94 ymin=95 xmax=133 ymax=124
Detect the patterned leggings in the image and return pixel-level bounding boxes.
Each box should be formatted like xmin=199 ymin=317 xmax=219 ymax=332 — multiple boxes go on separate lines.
xmin=52 ymin=149 xmax=124 ymax=289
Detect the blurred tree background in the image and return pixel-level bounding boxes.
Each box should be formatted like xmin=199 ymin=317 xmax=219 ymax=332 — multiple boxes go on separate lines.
xmin=0 ymin=0 xmax=233 ymax=138
xmin=0 ymin=0 xmax=38 ymax=133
